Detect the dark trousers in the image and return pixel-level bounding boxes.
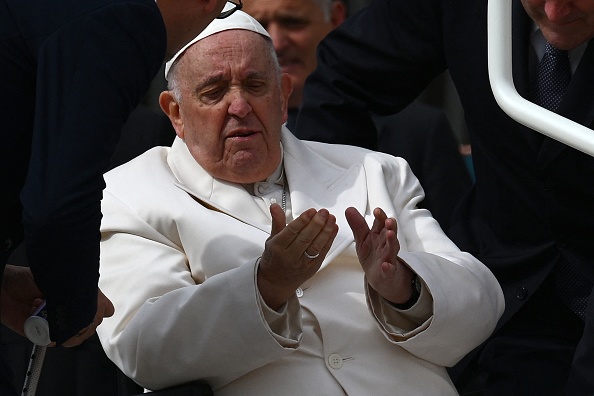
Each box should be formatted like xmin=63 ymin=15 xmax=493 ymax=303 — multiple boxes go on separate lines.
xmin=456 ymin=275 xmax=588 ymax=396
xmin=566 ymin=289 xmax=594 ymax=395
xmin=0 ymin=345 xmax=18 ymax=396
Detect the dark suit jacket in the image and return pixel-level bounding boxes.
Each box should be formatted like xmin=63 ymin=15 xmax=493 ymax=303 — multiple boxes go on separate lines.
xmin=295 ymin=0 xmax=594 ymax=392
xmin=1 ymin=2 xmax=165 ymax=392
xmin=2 ymin=104 xmax=174 ymax=395
xmin=0 ymin=0 xmax=165 ymax=350
xmin=374 ymin=101 xmax=471 ymax=233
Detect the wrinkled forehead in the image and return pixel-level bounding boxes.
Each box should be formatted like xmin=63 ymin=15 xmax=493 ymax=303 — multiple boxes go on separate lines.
xmin=180 ymin=30 xmax=275 ymax=75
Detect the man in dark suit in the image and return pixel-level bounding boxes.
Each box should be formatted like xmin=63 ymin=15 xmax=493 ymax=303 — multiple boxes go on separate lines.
xmin=242 ymin=0 xmax=472 ymax=233
xmin=0 ymin=0 xmax=229 ymax=394
xmin=295 ymin=0 xmax=594 ymax=394
xmin=1 ymin=102 xmax=175 ymax=395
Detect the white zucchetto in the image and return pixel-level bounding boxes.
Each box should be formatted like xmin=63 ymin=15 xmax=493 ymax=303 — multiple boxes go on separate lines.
xmin=164 ymin=8 xmax=270 ymax=81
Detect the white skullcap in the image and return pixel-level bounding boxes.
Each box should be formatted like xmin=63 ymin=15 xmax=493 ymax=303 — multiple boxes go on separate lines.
xmin=164 ymin=8 xmax=270 ymax=81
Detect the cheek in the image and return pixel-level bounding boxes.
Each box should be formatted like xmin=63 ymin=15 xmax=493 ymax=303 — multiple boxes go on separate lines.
xmin=295 ymin=34 xmax=319 ymax=62
xmin=182 ymin=115 xmax=226 ymax=157
xmin=186 ymin=136 xmax=226 ymax=176
xmin=182 ymin=105 xmax=225 ymax=136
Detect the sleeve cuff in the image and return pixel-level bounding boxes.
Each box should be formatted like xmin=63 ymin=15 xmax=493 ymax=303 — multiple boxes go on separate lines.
xmin=254 ymin=258 xmax=302 ymax=347
xmin=366 ymin=277 xmax=433 ymax=340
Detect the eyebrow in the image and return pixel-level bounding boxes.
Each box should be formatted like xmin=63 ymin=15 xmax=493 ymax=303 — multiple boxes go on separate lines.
xmin=196 ymin=69 xmax=269 ymax=91
xmin=243 ymin=70 xmax=269 ymax=81
xmin=195 ymin=73 xmax=226 ymax=92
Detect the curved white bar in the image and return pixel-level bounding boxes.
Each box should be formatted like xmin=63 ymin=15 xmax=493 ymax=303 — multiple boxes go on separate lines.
xmin=487 ymin=0 xmax=594 ymax=157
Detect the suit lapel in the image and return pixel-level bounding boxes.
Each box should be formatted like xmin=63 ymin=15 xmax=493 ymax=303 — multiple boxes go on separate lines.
xmin=281 ymin=129 xmax=367 ymax=269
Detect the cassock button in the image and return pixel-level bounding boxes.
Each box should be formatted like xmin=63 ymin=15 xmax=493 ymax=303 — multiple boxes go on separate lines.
xmin=3 ymin=238 xmax=13 ymax=252
xmin=516 ymin=286 xmax=528 ymax=301
xmin=328 ymin=353 xmax=343 ymax=369
xmin=296 ymin=288 xmax=304 ymax=298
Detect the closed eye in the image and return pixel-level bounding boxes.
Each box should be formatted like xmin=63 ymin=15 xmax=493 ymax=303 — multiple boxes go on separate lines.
xmin=199 ymin=86 xmax=227 ymax=104
xmin=244 ymin=79 xmax=268 ymax=95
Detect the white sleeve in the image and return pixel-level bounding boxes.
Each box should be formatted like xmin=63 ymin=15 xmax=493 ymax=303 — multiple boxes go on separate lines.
xmin=365 ymin=155 xmax=505 ymax=367
xmin=97 ymin=192 xmax=302 ymax=391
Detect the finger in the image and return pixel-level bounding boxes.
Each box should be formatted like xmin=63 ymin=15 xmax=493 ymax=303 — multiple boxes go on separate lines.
xmin=275 ymin=208 xmax=317 ymax=248
xmin=62 ymin=323 xmax=96 ymax=347
xmin=370 ymin=207 xmax=388 ymax=234
xmin=385 ymin=226 xmax=400 ymax=258
xmin=304 ymin=212 xmax=338 ymax=258
xmin=295 ymin=209 xmax=332 ymax=252
xmin=384 ymin=216 xmax=398 ymax=234
xmin=262 ymin=208 xmax=317 ymax=266
xmin=316 ymin=218 xmax=339 ymax=259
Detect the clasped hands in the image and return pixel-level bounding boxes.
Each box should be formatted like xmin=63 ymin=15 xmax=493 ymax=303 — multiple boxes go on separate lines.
xmin=258 ymin=205 xmax=416 ymax=310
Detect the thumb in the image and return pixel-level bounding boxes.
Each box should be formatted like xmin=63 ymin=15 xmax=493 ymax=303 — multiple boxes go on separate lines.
xmin=270 ymin=203 xmax=287 ymax=237
xmin=345 ymin=207 xmax=369 ymax=244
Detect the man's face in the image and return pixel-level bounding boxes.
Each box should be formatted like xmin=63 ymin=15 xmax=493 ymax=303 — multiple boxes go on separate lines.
xmin=242 ymin=0 xmax=344 ymax=109
xmin=165 ymin=30 xmax=291 ymax=184
xmin=522 ymin=0 xmax=594 ymax=50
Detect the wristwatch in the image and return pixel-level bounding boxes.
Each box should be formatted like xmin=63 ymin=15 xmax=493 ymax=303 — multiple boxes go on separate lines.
xmin=392 ymin=274 xmax=422 ymax=310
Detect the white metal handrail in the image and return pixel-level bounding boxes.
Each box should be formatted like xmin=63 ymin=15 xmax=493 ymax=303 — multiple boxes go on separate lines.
xmin=487 ymin=0 xmax=594 ymax=157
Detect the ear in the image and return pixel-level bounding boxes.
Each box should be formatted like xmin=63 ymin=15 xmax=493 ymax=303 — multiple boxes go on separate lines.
xmin=159 ymin=91 xmax=185 ymax=140
xmin=330 ymin=0 xmax=347 ymax=27
xmin=280 ymin=73 xmax=293 ymax=124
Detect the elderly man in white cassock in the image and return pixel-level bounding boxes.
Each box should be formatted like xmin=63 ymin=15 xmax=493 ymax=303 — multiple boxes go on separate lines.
xmin=96 ymin=9 xmax=504 ymax=395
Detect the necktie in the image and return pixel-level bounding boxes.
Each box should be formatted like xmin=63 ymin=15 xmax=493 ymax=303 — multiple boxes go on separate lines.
xmin=533 ymin=43 xmax=591 ymax=320
xmin=553 ymin=257 xmax=592 ymax=321
xmin=533 ymin=42 xmax=571 ymax=112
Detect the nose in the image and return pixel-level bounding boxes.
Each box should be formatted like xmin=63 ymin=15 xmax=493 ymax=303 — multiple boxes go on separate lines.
xmin=543 ymin=0 xmax=573 ymax=23
xmin=227 ymin=90 xmax=252 ymax=118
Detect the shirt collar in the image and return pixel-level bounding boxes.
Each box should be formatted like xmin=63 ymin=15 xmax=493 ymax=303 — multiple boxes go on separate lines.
xmin=244 ymin=143 xmax=285 ymax=195
xmin=530 ymin=23 xmax=588 ymax=74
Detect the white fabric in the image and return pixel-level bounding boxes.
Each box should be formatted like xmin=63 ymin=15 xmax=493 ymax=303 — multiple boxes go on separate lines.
xmin=164 ymin=9 xmax=270 ymax=80
xmin=97 ymin=128 xmax=504 ymax=395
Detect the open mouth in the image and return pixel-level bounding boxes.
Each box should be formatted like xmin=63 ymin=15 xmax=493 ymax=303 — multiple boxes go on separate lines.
xmin=227 ymin=130 xmax=256 ymax=139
